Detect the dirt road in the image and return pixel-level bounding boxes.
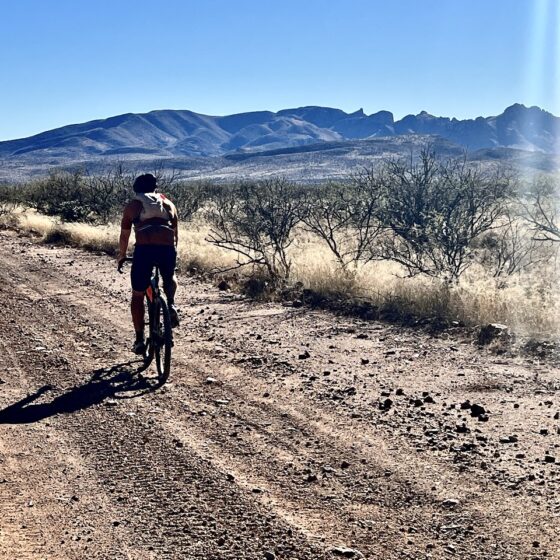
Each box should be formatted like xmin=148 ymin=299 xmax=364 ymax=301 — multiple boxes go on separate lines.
xmin=0 ymin=229 xmax=558 ymax=559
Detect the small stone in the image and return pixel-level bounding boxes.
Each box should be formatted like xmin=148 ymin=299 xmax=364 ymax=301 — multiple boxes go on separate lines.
xmin=456 ymin=424 xmax=469 ymax=434
xmin=217 ymin=537 xmax=226 ymax=546
xmin=499 ymin=435 xmax=518 ymax=444
xmin=264 ymin=552 xmax=276 ymax=560
xmin=341 ymin=461 xmax=351 ymax=469
xmin=544 ymin=455 xmax=556 ymax=463
xmin=306 ymin=473 xmax=318 ymax=483
xmin=380 ymin=398 xmax=393 ymax=411
xmin=217 ymin=280 xmax=230 ymax=291
xmin=477 ymin=323 xmax=510 ymax=345
xmin=331 ymin=547 xmax=362 ymax=558
xmin=214 ymin=399 xmax=229 ymax=406
xmin=205 ymin=377 xmax=217 ymax=384
xmin=460 ymin=400 xmax=471 ymax=410
xmin=540 ymin=428 xmax=549 ymax=435
xmin=442 ymin=498 xmax=460 ymax=507
xmin=298 ymin=350 xmax=311 ymax=360
xmin=470 ymin=403 xmax=486 ymax=418
xmin=396 ymin=388 xmax=404 ymax=396
xmin=360 ymin=358 xmax=369 ymax=365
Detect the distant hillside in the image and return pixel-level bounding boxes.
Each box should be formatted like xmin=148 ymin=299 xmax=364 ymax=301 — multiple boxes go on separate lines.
xmin=1 ymin=103 xmax=560 ymax=182
xmin=1 ymin=103 xmax=560 ymax=160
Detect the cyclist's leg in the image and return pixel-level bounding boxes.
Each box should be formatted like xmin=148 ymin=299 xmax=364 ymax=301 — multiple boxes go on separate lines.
xmin=131 ymin=291 xmax=145 ymax=332
xmin=158 ymin=245 xmax=178 ymax=304
xmin=130 ymin=246 xmax=152 ymax=351
xmin=158 ymin=245 xmax=179 ymax=326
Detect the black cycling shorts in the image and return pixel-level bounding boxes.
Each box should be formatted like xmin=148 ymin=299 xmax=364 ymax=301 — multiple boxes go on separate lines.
xmin=131 ymin=245 xmax=177 ymax=292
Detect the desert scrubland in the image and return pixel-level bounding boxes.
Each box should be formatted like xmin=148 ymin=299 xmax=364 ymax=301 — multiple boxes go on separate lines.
xmin=0 ymin=152 xmax=559 ymax=559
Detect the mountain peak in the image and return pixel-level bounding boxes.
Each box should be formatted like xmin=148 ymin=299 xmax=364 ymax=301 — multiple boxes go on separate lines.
xmin=0 ymin=103 xmax=558 ymax=164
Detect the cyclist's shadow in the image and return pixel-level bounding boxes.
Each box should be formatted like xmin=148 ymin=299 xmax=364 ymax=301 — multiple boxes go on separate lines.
xmin=0 ymin=359 xmax=160 ymax=425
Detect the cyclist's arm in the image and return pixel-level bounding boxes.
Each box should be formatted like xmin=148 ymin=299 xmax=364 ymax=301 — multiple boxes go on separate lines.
xmin=172 ymin=209 xmax=179 ymax=246
xmin=164 ymin=199 xmax=179 ymax=246
xmin=117 ymin=202 xmax=136 ymax=262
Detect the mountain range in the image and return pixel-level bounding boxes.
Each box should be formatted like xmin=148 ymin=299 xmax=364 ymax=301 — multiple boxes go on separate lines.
xmin=1 ymin=103 xmax=559 ymax=181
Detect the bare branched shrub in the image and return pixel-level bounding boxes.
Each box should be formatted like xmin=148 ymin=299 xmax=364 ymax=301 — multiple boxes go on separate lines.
xmin=476 ymin=213 xmax=557 ymax=277
xmin=25 ymin=170 xmax=94 ymax=222
xmin=0 ymin=185 xmax=19 ymax=216
xmin=207 ymin=178 xmax=303 ymax=280
xmin=164 ymin=181 xmax=211 ymax=222
xmin=86 ymin=164 xmax=134 ymax=222
xmin=371 ymin=150 xmax=514 ymax=280
xmin=522 ymin=176 xmax=560 ymax=242
xmin=300 ymin=180 xmax=383 ymax=272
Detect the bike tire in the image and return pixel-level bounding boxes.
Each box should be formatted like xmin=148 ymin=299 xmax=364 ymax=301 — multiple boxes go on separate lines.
xmin=154 ymin=297 xmax=173 ymax=383
xmin=144 ymin=295 xmax=157 ymax=367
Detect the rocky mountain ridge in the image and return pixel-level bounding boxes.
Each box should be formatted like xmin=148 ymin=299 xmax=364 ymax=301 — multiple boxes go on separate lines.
xmin=1 ymin=103 xmax=559 ymax=164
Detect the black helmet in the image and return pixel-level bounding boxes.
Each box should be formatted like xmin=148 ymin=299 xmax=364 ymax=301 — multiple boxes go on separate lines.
xmin=133 ymin=173 xmax=157 ymax=193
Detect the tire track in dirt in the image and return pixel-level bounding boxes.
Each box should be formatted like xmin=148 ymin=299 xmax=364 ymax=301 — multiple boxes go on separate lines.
xmin=0 ymin=236 xmax=332 ymax=558
xmin=0 ymin=231 xmax=558 ymax=559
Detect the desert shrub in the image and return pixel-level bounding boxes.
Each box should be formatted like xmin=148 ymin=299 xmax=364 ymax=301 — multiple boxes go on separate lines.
xmin=0 ymin=184 xmax=20 ymax=216
xmin=367 ymin=149 xmax=515 ymax=280
xmin=164 ymin=180 xmax=212 ymax=221
xmin=17 ymin=164 xmax=192 ymax=224
xmin=300 ymin=180 xmax=384 ymax=272
xmin=85 ymin=165 xmax=134 ymax=222
xmin=206 ymin=178 xmax=303 ymax=280
xmin=475 ymin=214 xmax=557 ymax=277
xmin=522 ymin=175 xmax=560 ymax=242
xmin=24 ymin=170 xmax=94 ymax=222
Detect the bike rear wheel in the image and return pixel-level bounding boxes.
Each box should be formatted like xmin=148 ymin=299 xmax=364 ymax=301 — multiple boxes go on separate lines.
xmin=154 ymin=297 xmax=173 ymax=383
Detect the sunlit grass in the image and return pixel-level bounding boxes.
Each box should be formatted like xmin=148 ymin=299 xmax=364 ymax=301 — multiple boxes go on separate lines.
xmin=5 ymin=210 xmax=559 ymax=337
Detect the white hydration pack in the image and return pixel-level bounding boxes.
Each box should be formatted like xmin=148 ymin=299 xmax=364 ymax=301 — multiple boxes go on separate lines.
xmin=134 ymin=193 xmax=173 ymax=231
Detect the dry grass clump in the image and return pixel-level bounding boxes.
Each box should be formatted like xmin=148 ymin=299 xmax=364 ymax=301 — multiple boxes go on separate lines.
xmin=6 ymin=212 xmax=118 ymax=254
xmin=176 ymin=216 xmax=238 ymax=273
xmin=6 ymin=210 xmax=560 ymax=337
xmin=291 ymin=235 xmax=560 ymax=336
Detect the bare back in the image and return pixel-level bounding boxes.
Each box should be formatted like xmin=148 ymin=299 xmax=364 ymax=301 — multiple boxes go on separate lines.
xmin=121 ymin=196 xmax=178 ymax=246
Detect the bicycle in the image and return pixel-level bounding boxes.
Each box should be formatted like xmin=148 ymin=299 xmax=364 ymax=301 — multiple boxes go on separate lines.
xmin=119 ymin=257 xmax=173 ymax=384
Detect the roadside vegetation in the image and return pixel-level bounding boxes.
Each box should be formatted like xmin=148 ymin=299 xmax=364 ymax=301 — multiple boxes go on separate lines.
xmin=1 ymin=150 xmax=559 ymax=336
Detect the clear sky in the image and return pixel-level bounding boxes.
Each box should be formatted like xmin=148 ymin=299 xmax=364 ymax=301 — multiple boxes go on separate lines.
xmin=1 ymin=0 xmax=558 ymax=140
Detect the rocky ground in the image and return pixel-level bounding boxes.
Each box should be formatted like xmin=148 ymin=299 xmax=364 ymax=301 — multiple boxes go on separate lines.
xmin=0 ymin=229 xmax=558 ymax=559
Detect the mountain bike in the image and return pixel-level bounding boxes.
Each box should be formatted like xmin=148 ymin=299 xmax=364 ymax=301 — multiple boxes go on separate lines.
xmin=119 ymin=257 xmax=173 ymax=384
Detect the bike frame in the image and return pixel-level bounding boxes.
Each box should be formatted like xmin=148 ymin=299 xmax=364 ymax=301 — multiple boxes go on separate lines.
xmin=119 ymin=257 xmax=173 ymax=382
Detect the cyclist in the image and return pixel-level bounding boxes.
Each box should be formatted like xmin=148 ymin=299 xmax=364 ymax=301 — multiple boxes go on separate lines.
xmin=117 ymin=173 xmax=180 ymax=355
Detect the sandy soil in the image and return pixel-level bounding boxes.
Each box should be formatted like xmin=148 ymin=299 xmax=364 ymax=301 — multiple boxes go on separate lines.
xmin=0 ymin=229 xmax=558 ymax=560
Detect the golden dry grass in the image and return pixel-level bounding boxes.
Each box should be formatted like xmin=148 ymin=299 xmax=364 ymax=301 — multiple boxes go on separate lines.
xmin=4 ymin=210 xmax=559 ymax=337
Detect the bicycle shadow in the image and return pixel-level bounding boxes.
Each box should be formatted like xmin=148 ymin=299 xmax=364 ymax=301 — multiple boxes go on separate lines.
xmin=0 ymin=359 xmax=161 ymax=425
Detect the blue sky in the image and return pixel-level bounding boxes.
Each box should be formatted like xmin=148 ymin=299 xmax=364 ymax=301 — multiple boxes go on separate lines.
xmin=1 ymin=0 xmax=558 ymax=140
